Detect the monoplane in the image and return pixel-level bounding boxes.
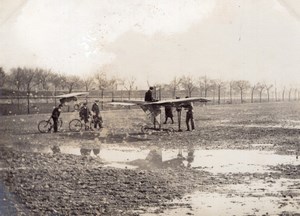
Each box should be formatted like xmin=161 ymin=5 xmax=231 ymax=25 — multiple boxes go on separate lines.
xmin=55 ymin=92 xmax=89 ymax=109
xmin=110 ymin=97 xmax=209 ymax=132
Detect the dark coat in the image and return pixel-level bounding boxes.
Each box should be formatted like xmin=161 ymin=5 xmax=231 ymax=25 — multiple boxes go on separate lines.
xmin=92 ymin=103 xmax=100 ymax=116
xmin=144 ymin=90 xmax=154 ymax=102
xmin=52 ymin=107 xmax=61 ymax=119
xmin=79 ymin=106 xmax=90 ymax=119
xmin=165 ymin=105 xmax=173 ymax=117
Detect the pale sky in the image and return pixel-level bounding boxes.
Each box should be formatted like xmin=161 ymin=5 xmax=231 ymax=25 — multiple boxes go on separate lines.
xmin=0 ymin=0 xmax=299 ymax=89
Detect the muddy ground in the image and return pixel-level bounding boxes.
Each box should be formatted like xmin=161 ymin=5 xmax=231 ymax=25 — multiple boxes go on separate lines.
xmin=0 ymin=102 xmax=300 ymax=215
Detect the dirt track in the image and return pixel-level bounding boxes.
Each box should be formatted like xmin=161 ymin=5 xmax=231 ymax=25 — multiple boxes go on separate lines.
xmin=0 ymin=102 xmax=300 ymax=215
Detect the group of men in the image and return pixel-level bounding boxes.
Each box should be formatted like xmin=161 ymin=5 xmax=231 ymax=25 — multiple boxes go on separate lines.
xmin=51 ymin=100 xmax=103 ymax=133
xmin=144 ymin=86 xmax=195 ymax=131
xmin=51 ymin=87 xmax=194 ymax=133
xmin=79 ymin=100 xmax=103 ymax=129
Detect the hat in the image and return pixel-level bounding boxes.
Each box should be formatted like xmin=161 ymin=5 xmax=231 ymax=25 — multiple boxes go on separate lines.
xmin=58 ymin=104 xmax=63 ymax=107
xmin=83 ymin=102 xmax=87 ymax=106
xmin=149 ymin=86 xmax=154 ymax=90
xmin=95 ymin=100 xmax=99 ymax=102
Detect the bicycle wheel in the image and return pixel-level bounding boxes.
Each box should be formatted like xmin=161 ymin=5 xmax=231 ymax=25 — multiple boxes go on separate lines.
xmin=69 ymin=119 xmax=82 ymax=132
xmin=38 ymin=120 xmax=52 ymax=133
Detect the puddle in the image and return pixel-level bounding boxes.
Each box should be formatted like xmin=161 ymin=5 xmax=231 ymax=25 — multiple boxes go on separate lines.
xmin=191 ymin=149 xmax=299 ymax=174
xmin=251 ymin=143 xmax=274 ymax=147
xmin=5 ymin=144 xmax=300 ymax=215
xmin=15 ymin=145 xmax=300 ymax=173
xmin=144 ymin=192 xmax=299 ymax=216
xmin=143 ymin=178 xmax=300 ymax=216
xmin=223 ymin=123 xmax=300 ymax=130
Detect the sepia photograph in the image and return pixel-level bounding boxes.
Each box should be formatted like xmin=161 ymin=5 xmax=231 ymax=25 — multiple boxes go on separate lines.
xmin=0 ymin=0 xmax=300 ymax=215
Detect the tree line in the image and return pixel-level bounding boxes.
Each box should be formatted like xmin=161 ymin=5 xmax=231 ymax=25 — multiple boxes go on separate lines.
xmin=0 ymin=66 xmax=299 ymax=114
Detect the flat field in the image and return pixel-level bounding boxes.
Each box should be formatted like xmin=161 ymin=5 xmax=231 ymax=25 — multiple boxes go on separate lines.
xmin=0 ymin=101 xmax=299 ymax=215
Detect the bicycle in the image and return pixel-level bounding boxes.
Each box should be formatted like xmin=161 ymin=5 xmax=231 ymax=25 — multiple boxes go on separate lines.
xmin=38 ymin=118 xmax=63 ymax=133
xmin=69 ymin=116 xmax=103 ymax=132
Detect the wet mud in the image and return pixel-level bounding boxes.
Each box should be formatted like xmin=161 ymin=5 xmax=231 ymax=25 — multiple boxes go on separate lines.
xmin=1 ymin=102 xmax=300 ymax=215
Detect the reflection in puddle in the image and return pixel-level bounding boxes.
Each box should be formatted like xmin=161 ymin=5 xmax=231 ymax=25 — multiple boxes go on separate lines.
xmin=145 ymin=192 xmax=299 ymax=216
xmin=192 ymin=149 xmax=299 ymax=174
xmin=144 ymin=178 xmax=300 ymax=216
xmin=22 ymin=145 xmax=300 ymax=173
xmin=7 ymin=144 xmax=300 ymax=215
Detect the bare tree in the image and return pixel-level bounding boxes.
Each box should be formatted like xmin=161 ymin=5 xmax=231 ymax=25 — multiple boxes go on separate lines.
xmin=233 ymin=80 xmax=250 ymax=103
xmin=50 ymin=73 xmax=63 ymax=106
xmin=22 ymin=68 xmax=39 ymax=114
xmin=108 ymin=76 xmax=118 ymax=100
xmin=169 ymin=76 xmax=182 ymax=98
xmin=116 ymin=78 xmax=125 ymax=100
xmin=256 ymin=83 xmax=265 ymax=103
xmin=288 ymin=88 xmax=293 ymax=101
xmin=35 ymin=69 xmax=53 ymax=103
xmin=199 ymin=75 xmax=212 ymax=98
xmin=124 ymin=76 xmax=136 ymax=99
xmin=59 ymin=74 xmax=67 ymax=90
xmin=265 ymin=84 xmax=273 ymax=102
xmin=94 ymin=71 xmax=109 ymax=100
xmin=282 ymin=86 xmax=286 ymax=101
xmin=82 ymin=76 xmax=94 ymax=102
xmin=210 ymin=80 xmax=217 ymax=103
xmin=181 ymin=75 xmax=195 ymax=97
xmin=0 ymin=67 xmax=6 ymax=88
xmin=36 ymin=69 xmax=52 ymax=91
xmin=215 ymin=79 xmax=225 ymax=104
xmin=9 ymin=67 xmax=24 ymax=112
xmin=83 ymin=77 xmax=94 ymax=92
xmin=274 ymin=82 xmax=278 ymax=101
xmin=250 ymin=84 xmax=256 ymax=103
xmin=228 ymin=80 xmax=234 ymax=104
xmin=66 ymin=75 xmax=82 ymax=93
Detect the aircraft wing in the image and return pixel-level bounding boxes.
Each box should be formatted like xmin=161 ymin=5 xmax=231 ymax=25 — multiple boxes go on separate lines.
xmin=110 ymin=99 xmax=145 ymax=106
xmin=110 ymin=102 xmax=139 ymax=106
xmin=54 ymin=92 xmax=89 ymax=98
xmin=146 ymin=97 xmax=210 ymax=106
xmin=110 ymin=97 xmax=209 ymax=107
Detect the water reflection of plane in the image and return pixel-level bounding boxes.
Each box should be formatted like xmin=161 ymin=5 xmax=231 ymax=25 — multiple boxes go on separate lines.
xmin=128 ymin=148 xmax=195 ymax=169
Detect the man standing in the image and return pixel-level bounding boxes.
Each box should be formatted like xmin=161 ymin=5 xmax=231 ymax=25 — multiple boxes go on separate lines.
xmin=91 ymin=100 xmax=103 ymax=129
xmin=144 ymin=86 xmax=155 ymax=102
xmin=175 ymin=97 xmax=183 ymax=132
xmin=79 ymin=103 xmax=91 ymax=124
xmin=51 ymin=104 xmax=63 ymax=133
xmin=183 ymin=96 xmax=195 ymax=131
xmin=163 ymin=105 xmax=174 ymax=124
